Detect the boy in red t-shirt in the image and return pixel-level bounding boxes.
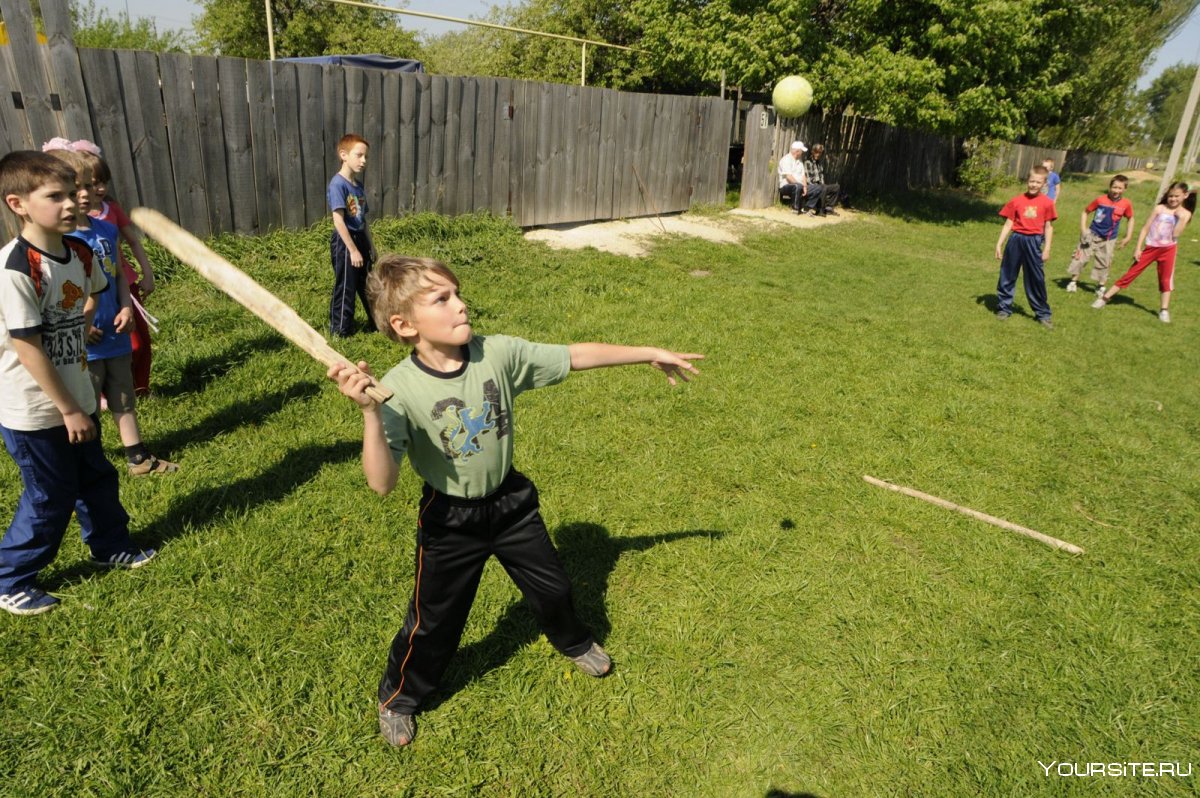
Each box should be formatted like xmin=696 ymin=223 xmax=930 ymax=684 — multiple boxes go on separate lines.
xmin=994 ymin=166 xmax=1058 ymax=328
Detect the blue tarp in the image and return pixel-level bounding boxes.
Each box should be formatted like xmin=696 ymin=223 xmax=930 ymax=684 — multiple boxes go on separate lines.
xmin=279 ymin=54 xmax=424 ymax=73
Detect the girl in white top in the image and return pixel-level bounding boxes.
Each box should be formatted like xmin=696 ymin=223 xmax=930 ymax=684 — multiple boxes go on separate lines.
xmin=1093 ymin=182 xmax=1194 ymax=323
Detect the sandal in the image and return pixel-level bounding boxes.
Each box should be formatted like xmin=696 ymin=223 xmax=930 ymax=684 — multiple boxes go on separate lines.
xmin=128 ymin=455 xmax=179 ymax=476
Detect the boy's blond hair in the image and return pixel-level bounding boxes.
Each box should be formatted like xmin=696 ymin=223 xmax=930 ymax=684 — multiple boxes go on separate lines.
xmin=1030 ymin=165 xmax=1049 ymax=177
xmin=45 ymin=148 xmax=92 ymax=181
xmin=0 ymin=151 xmax=77 ymax=216
xmin=368 ymin=255 xmax=460 ymax=342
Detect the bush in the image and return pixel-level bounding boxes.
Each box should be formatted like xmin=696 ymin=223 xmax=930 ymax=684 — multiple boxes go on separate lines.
xmin=957 ymin=138 xmax=1007 ymax=196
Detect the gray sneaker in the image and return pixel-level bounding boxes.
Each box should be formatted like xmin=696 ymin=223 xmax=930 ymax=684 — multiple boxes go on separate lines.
xmin=1039 ymin=318 xmax=1054 ymax=330
xmin=1159 ymin=309 xmax=1171 ymax=323
xmin=378 ymin=706 xmax=415 ymax=747
xmin=995 ymin=310 xmax=1011 ymax=320
xmin=1065 ymin=281 xmax=1077 ymax=293
xmin=570 ymin=643 xmax=612 ymax=677
xmin=1091 ymin=297 xmax=1106 ymax=309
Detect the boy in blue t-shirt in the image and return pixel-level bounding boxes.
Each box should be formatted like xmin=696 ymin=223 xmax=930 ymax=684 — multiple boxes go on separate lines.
xmin=53 ymin=151 xmax=177 ymax=476
xmin=1065 ymin=174 xmax=1134 ymax=295
xmin=1042 ymin=158 xmax=1062 ymax=203
xmin=328 ymin=255 xmax=703 ymax=747
xmin=327 ymin=133 xmax=375 ymax=338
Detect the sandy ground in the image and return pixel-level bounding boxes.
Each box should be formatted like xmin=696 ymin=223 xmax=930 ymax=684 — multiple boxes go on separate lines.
xmin=523 ymin=206 xmax=859 ymax=257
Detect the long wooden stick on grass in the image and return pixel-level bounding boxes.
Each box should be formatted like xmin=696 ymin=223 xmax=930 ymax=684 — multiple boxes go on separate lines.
xmin=863 ymin=475 xmax=1085 ymax=555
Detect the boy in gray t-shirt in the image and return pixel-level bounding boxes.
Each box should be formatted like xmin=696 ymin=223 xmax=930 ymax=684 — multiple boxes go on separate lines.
xmin=328 ymin=255 xmax=702 ymax=747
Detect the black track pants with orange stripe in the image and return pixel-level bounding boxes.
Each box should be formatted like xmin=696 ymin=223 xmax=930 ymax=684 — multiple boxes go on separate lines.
xmin=378 ymin=469 xmax=595 ymax=713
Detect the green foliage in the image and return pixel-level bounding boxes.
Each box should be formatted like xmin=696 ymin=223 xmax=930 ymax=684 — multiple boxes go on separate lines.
xmin=422 ymin=0 xmax=648 ymax=87
xmin=956 ymin=138 xmax=1008 ymax=196
xmin=193 ymin=0 xmax=423 ymax=60
xmin=629 ymin=0 xmax=1199 ymax=145
xmin=70 ymin=0 xmax=192 ymax=51
xmin=3 ymin=183 xmax=1199 ymax=795
xmin=1137 ymin=63 xmax=1200 ymax=152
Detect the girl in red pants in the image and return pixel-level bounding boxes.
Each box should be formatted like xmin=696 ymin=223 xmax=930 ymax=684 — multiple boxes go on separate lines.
xmin=1093 ymin=183 xmax=1194 ymax=323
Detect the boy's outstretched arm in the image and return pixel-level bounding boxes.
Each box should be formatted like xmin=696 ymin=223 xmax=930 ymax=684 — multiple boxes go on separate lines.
xmin=567 ymin=343 xmax=703 ymax=386
xmin=327 ymin=360 xmax=399 ymax=496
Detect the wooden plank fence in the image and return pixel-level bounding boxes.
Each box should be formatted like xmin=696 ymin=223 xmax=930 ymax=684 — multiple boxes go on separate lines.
xmin=739 ymin=104 xmax=960 ymax=209
xmin=0 ymin=0 xmax=731 ymax=239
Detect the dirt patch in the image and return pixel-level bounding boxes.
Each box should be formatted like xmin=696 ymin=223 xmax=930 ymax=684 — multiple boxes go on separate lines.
xmin=524 ymin=206 xmax=858 ymax=257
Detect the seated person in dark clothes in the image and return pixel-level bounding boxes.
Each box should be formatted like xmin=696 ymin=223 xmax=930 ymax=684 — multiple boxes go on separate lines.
xmin=804 ymin=143 xmax=841 ymax=216
xmin=777 ymin=140 xmax=822 ymax=215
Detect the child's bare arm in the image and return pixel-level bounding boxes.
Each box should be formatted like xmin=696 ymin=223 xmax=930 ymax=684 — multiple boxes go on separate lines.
xmin=11 ymin=335 xmax=95 ymax=442
xmin=1041 ymin=221 xmax=1053 ymax=261
xmin=995 ymin=218 xmax=1013 ymax=260
xmin=120 ymin=224 xmax=156 ymax=296
xmin=1079 ymin=210 xmax=1089 ymax=236
xmin=327 ymin=360 xmax=399 ymax=495
xmin=332 ymin=210 xmax=363 ymax=268
xmin=567 ymin=343 xmax=703 ymax=386
xmin=112 ymin=265 xmax=134 ymax=334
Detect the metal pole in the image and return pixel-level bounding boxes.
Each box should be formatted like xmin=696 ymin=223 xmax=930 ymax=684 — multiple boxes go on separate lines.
xmin=1156 ymin=64 xmax=1200 ymax=198
xmin=265 ymin=0 xmax=276 ymax=60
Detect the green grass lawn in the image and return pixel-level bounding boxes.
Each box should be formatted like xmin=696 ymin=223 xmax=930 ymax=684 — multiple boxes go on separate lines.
xmin=2 ymin=174 xmax=1197 ymax=797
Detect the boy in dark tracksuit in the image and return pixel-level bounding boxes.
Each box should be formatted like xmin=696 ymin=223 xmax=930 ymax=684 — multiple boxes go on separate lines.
xmin=328 ymin=255 xmax=703 ymax=747
xmin=328 ymin=133 xmax=375 ymax=338
xmin=994 ymin=165 xmax=1057 ymax=328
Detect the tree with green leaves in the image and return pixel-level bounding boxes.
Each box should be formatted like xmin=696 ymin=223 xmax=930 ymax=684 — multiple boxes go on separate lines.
xmin=628 ymin=0 xmax=1199 ymax=146
xmin=70 ymin=0 xmax=192 ymax=51
xmin=193 ymin=0 xmax=423 ymax=60
xmin=1137 ymin=63 xmax=1199 ymax=153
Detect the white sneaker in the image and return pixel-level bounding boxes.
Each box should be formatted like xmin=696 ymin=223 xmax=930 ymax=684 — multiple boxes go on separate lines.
xmin=1091 ymin=298 xmax=1107 ymax=309
xmin=1159 ymin=310 xmax=1170 ymax=323
xmin=1096 ymin=285 xmax=1106 ymax=296
xmin=1066 ymin=281 xmax=1077 ymax=293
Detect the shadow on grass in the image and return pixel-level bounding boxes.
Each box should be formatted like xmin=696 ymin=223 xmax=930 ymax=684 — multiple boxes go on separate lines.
xmin=154 ymin=332 xmax=288 ymax=397
xmin=858 ymin=188 xmax=998 ymax=226
xmin=425 ymin=523 xmax=724 ymax=711
xmin=974 ymin=293 xmax=1034 ymax=319
xmin=145 ymin=381 xmax=322 ymax=459
xmin=43 ymin=440 xmax=361 ymax=590
xmin=766 ymin=791 xmax=825 ymax=798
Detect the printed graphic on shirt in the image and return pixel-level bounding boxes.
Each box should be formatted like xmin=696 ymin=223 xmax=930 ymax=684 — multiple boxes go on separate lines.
xmin=1023 ymin=206 xmax=1039 ymax=218
xmin=59 ymin=280 xmax=84 ymax=309
xmin=346 ymin=193 xmax=361 ymax=220
xmin=430 ymin=379 xmax=509 ymax=460
xmin=44 ymin=287 xmax=87 ymax=368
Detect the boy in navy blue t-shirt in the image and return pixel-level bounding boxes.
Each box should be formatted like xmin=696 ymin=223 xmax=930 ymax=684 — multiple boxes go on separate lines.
xmin=328 ymin=134 xmax=375 ymax=338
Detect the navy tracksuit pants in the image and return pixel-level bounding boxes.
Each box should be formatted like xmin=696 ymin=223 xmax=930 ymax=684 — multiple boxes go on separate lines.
xmin=378 ymin=470 xmax=595 ymax=714
xmin=329 ymin=229 xmax=375 ymax=337
xmin=997 ymin=232 xmax=1052 ymax=320
xmin=0 ymin=418 xmax=134 ymax=593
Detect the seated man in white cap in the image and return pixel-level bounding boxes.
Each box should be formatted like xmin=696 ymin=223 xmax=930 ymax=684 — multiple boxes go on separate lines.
xmin=778 ymin=141 xmax=823 ymax=215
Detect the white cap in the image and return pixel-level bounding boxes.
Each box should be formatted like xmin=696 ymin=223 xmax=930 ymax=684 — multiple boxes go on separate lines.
xmin=791 ymin=141 xmax=807 ymax=152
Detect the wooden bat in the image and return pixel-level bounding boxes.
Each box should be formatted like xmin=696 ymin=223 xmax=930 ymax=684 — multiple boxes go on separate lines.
xmin=863 ymin=475 xmax=1084 ymax=555
xmin=130 ymin=208 xmax=392 ymax=404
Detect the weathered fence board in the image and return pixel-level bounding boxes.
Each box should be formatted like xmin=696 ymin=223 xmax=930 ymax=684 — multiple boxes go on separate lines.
xmin=246 ymin=59 xmax=282 ymax=231
xmin=217 ymin=57 xmax=257 ymax=235
xmin=270 ymin=61 xmax=305 ymax=231
xmin=159 ymin=53 xmax=210 ymax=237
xmin=380 ymin=71 xmax=400 ymax=218
xmin=397 ymin=73 xmax=418 ymax=213
xmin=0 ymin=0 xmax=57 ymax=145
xmin=361 ymin=68 xmax=384 ymax=221
xmin=413 ymin=73 xmax=431 ymax=213
xmin=296 ymin=62 xmax=326 ymax=228
xmin=77 ymin=49 xmax=137 ymax=212
xmin=39 ymin=0 xmax=92 ymax=141
xmin=192 ymin=56 xmax=233 ymax=235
